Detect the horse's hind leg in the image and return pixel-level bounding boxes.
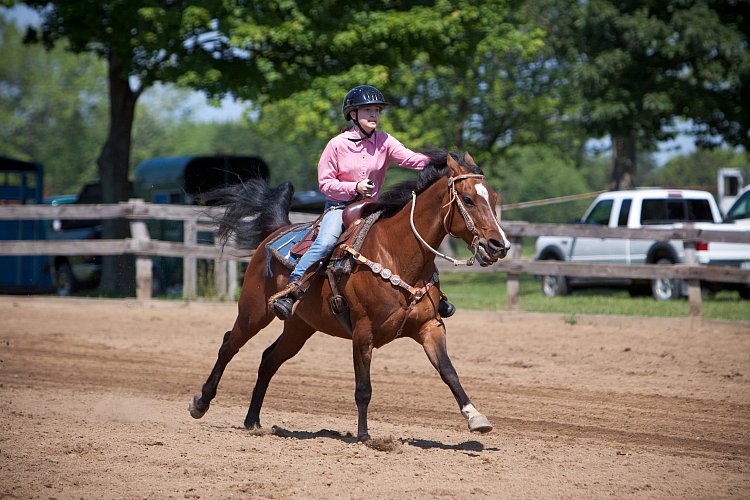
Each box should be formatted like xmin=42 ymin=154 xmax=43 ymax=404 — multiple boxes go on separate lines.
xmin=189 ymin=311 xmax=271 ymax=419
xmin=244 ymin=316 xmax=315 ymax=428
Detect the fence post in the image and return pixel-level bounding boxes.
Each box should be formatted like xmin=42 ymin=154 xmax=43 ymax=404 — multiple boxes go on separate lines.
xmin=183 ymin=217 xmax=197 ymax=299
xmin=215 ymin=258 xmax=227 ymax=300
xmin=506 ymin=236 xmax=523 ymax=310
xmin=683 ymin=230 xmax=702 ymax=319
xmin=129 ymin=218 xmax=152 ymax=301
xmin=228 ymin=260 xmax=238 ymax=301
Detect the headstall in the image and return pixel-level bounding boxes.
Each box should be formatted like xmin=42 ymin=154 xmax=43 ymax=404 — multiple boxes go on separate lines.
xmin=410 ymin=173 xmax=486 ymax=266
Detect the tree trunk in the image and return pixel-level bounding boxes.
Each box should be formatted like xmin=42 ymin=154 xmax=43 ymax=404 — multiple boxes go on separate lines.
xmin=96 ymin=51 xmax=139 ymax=295
xmin=610 ymin=133 xmax=636 ymax=190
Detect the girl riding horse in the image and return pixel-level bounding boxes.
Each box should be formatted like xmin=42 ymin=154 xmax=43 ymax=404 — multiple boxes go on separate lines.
xmin=189 ymin=106 xmax=510 ymax=443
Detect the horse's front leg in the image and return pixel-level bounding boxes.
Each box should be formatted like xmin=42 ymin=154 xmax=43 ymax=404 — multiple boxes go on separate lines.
xmin=352 ymin=324 xmax=374 ymax=441
xmin=419 ymin=319 xmax=492 ymax=434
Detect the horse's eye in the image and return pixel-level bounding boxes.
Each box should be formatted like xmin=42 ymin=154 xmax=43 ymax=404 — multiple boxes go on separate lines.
xmin=462 ymin=195 xmax=474 ymax=207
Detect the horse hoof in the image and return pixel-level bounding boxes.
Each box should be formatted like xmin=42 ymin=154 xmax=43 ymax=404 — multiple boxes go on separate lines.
xmin=468 ymin=415 xmax=493 ymax=433
xmin=188 ymin=395 xmax=208 ymax=419
xmin=244 ymin=420 xmax=261 ymax=430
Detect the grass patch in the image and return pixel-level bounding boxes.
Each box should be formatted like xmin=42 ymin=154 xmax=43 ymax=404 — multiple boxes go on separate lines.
xmin=439 ymin=272 xmax=750 ymax=322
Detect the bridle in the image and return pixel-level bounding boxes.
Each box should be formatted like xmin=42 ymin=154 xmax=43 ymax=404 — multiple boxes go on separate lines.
xmin=409 ymin=173 xmax=487 ymax=266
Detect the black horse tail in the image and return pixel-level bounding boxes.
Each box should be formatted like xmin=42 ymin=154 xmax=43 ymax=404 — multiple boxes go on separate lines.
xmin=201 ymin=179 xmax=295 ymax=251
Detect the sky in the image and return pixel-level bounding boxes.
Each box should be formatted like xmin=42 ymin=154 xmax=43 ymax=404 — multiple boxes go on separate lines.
xmin=2 ymin=4 xmax=698 ymax=167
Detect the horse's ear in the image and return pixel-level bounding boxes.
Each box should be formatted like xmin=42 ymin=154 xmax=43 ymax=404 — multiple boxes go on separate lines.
xmin=446 ymin=153 xmax=462 ymax=176
xmin=463 ymin=152 xmax=476 ymax=166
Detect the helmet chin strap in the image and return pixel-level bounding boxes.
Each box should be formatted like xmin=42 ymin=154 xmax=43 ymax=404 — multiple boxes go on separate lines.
xmin=348 ymin=109 xmax=375 ymax=143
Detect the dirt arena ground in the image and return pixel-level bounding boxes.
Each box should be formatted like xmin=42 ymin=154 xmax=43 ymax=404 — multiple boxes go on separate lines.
xmin=1 ymin=296 xmax=748 ymax=499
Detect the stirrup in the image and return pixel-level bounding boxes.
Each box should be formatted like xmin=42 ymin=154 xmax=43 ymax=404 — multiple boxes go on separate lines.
xmin=269 ymin=280 xmax=303 ymax=320
xmin=272 ymin=294 xmax=296 ymax=320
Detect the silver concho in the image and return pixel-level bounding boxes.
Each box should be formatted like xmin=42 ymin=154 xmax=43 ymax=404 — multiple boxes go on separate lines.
xmin=372 ymin=263 xmax=382 ymax=273
xmin=380 ymin=268 xmax=392 ymax=279
xmin=389 ymin=275 xmax=401 ymax=286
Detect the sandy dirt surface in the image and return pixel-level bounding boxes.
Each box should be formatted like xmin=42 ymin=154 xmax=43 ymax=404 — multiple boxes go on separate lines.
xmin=1 ymin=296 xmax=748 ymax=499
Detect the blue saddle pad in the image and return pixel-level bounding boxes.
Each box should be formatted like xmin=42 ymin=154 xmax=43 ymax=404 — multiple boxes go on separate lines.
xmin=265 ymin=223 xmax=314 ymax=275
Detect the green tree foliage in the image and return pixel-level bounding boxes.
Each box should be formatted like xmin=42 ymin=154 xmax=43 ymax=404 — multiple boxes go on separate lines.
xmin=384 ymin=1 xmax=585 ymax=175
xmin=535 ymin=0 xmax=750 ymax=189
xmin=255 ymin=1 xmax=562 ymax=187
xmin=0 ymin=17 xmax=107 ymax=195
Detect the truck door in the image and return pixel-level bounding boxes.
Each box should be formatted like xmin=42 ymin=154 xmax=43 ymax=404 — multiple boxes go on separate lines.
xmin=569 ymin=198 xmax=628 ymax=264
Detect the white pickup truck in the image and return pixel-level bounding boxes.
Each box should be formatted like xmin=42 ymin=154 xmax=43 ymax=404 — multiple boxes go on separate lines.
xmin=534 ymin=189 xmax=750 ymax=300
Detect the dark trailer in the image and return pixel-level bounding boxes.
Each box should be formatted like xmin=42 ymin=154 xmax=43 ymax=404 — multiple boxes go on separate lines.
xmin=0 ymin=157 xmax=52 ymax=293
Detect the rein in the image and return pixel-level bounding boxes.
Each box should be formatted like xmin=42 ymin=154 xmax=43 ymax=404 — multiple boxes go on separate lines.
xmin=410 ymin=173 xmax=486 ymax=266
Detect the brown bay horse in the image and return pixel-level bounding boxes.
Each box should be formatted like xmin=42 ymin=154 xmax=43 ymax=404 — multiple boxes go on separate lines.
xmin=189 ymin=150 xmax=510 ymax=441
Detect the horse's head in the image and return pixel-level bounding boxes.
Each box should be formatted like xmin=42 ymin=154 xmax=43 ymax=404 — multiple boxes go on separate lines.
xmin=443 ymin=153 xmax=510 ymax=265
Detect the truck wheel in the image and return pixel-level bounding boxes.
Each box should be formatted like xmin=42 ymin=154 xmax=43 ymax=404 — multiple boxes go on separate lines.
xmin=541 ymin=274 xmax=570 ymax=297
xmin=55 ymin=261 xmax=78 ymax=296
xmin=651 ymin=258 xmax=680 ymax=301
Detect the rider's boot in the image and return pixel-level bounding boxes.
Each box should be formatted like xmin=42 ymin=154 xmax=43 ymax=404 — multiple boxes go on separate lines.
xmin=438 ymin=293 xmax=456 ymax=318
xmin=272 ymin=278 xmax=302 ymax=320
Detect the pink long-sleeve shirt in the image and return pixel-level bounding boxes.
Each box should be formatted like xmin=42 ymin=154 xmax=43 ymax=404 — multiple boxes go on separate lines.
xmin=318 ymin=129 xmax=430 ymax=202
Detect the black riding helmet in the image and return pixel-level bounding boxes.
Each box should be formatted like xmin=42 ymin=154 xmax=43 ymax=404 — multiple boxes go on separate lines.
xmin=342 ymin=85 xmax=388 ymax=121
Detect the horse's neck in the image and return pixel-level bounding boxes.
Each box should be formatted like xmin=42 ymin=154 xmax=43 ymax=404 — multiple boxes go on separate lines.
xmin=367 ymin=181 xmax=449 ymax=280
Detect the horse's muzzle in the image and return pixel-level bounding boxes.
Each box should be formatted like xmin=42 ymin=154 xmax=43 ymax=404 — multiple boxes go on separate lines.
xmin=475 ymin=238 xmax=510 ymax=266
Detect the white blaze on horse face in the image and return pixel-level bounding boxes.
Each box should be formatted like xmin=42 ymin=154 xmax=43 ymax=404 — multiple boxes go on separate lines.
xmin=474 ymin=184 xmax=510 ymax=247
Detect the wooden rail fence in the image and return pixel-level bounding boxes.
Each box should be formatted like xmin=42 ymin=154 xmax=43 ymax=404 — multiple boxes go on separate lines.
xmin=1 ymin=201 xmax=749 ymax=318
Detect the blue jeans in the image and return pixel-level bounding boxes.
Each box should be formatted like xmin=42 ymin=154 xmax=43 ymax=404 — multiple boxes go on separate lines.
xmin=288 ymin=201 xmax=347 ymax=281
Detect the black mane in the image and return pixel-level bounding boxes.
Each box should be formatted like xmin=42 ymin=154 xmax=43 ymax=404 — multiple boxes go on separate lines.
xmin=362 ymin=149 xmax=483 ymax=218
